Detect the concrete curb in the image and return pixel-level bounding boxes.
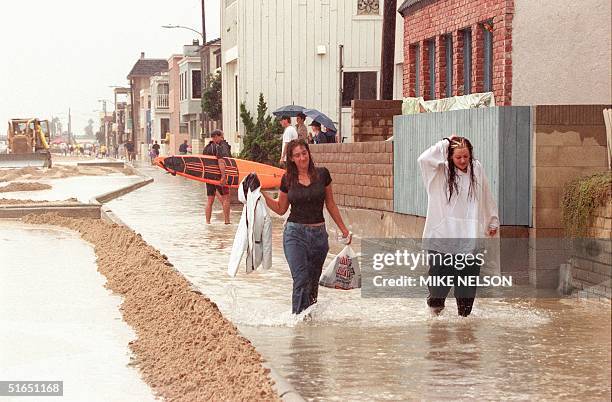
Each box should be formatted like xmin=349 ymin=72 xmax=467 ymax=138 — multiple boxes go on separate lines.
xmin=264 ymin=364 xmax=305 ymax=402
xmin=0 ymin=204 xmax=101 ymax=219
xmin=90 ymin=176 xmax=154 ymax=205
xmin=76 ymin=161 xmax=126 ymax=168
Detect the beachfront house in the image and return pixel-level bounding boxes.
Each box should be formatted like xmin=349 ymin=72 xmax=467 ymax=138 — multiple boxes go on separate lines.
xmin=221 ymin=0 xmax=405 ymax=150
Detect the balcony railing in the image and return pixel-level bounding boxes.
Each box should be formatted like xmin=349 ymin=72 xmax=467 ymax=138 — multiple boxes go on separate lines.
xmin=156 ymin=94 xmax=169 ymax=109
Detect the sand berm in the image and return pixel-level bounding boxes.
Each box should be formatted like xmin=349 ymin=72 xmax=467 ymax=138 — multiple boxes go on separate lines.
xmin=23 ymin=213 xmax=279 ymax=401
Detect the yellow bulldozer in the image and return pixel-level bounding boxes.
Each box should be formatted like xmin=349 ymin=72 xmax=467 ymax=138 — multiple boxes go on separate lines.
xmin=1 ymin=118 xmax=52 ymax=168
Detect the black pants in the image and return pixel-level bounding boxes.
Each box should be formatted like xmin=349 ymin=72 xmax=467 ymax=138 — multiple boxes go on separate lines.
xmin=426 ymin=251 xmax=481 ymax=317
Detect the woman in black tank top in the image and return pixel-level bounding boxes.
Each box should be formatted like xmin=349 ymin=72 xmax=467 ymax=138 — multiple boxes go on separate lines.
xmin=262 ymin=139 xmax=351 ymax=314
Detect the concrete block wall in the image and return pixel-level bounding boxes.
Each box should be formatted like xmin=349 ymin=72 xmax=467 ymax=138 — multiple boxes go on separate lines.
xmin=351 ymin=100 xmax=402 ymax=142
xmin=310 ymin=141 xmax=393 ymax=212
xmin=571 ymin=200 xmax=612 ymax=299
xmin=531 ymin=105 xmax=610 ymax=234
xmin=530 ymin=104 xmax=611 ymax=288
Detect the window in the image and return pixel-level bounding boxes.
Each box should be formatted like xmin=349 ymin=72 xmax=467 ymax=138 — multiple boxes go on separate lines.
xmin=179 ymin=73 xmax=184 ymax=100
xmin=215 ymin=51 xmax=222 ymax=69
xmin=462 ymin=29 xmax=472 ymax=95
xmin=192 ymin=70 xmax=202 ymax=99
xmin=357 ymin=0 xmax=380 ymax=15
xmin=415 ymin=44 xmax=420 ymax=96
xmin=445 ymin=35 xmax=453 ymax=98
xmin=342 ymin=71 xmax=377 ymax=107
xmin=427 ymin=39 xmax=435 ymax=99
xmin=160 ymin=118 xmax=170 ymax=138
xmin=482 ymin=21 xmax=493 ymax=92
xmin=158 ymin=83 xmax=169 ymax=94
xmin=183 ymin=72 xmax=188 ymax=100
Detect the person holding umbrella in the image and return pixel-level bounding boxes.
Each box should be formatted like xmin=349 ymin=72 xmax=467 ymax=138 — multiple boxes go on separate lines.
xmin=280 ymin=116 xmax=298 ymax=166
xmin=302 ymin=108 xmax=338 ymax=144
xmin=310 ymin=121 xmax=326 ymax=144
xmin=323 ymin=127 xmax=337 ymax=143
xmin=296 ymin=112 xmax=308 ymax=142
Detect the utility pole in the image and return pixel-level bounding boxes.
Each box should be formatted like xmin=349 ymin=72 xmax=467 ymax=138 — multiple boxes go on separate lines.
xmin=380 ymin=0 xmax=397 ymax=100
xmin=68 ymin=108 xmax=72 ymax=144
xmin=102 ymin=100 xmax=108 ymax=146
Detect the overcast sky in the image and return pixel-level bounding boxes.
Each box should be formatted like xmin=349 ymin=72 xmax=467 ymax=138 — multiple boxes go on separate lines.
xmin=0 ymin=0 xmax=220 ymax=136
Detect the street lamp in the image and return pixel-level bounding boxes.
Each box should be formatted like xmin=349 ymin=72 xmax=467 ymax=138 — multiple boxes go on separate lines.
xmin=162 ymin=22 xmax=209 ymax=141
xmin=162 ymin=24 xmax=203 ymax=39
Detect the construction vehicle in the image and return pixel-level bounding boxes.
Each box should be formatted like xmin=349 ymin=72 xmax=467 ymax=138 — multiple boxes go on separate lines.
xmin=0 ymin=118 xmax=52 ymax=168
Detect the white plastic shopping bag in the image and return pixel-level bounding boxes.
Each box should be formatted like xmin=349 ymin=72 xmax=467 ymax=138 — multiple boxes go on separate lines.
xmin=319 ymin=245 xmax=361 ymax=290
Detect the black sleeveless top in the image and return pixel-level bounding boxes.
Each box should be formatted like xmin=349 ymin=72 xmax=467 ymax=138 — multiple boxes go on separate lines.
xmin=280 ymin=167 xmax=332 ymax=224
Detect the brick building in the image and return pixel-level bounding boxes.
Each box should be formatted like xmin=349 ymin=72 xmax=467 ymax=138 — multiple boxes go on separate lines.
xmin=399 ymin=0 xmax=513 ymax=104
xmin=399 ymin=0 xmax=611 ymax=105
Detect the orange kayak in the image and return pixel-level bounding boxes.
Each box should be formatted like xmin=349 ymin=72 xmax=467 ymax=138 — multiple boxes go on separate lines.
xmin=154 ymin=155 xmax=285 ymax=189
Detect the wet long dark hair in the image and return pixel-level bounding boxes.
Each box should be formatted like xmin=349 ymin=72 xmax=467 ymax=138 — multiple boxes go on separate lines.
xmin=446 ymin=137 xmax=477 ymax=202
xmin=285 ymin=139 xmax=318 ymax=188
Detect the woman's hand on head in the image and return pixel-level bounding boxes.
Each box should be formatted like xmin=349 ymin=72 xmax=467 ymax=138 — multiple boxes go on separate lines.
xmin=449 ymin=133 xmax=459 ymax=141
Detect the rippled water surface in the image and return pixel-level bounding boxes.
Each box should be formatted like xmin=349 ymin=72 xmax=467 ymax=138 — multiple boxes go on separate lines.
xmin=108 ymin=164 xmax=611 ymax=401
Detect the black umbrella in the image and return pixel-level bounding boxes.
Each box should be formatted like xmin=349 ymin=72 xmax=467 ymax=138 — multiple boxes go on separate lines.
xmin=272 ymin=104 xmax=306 ymax=117
xmin=303 ymin=108 xmax=337 ymax=131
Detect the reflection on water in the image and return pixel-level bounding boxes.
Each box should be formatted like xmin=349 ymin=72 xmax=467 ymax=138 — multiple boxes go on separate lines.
xmin=108 ymin=165 xmax=611 ymax=401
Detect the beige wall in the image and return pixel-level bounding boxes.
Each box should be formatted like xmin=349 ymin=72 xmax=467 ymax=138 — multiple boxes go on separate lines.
xmin=167 ymin=55 xmax=187 ymax=154
xmin=310 ymin=141 xmax=394 ymax=212
xmin=513 ymin=0 xmax=612 ymax=105
xmin=529 ymin=104 xmax=610 ymax=288
xmin=131 ymin=76 xmax=150 ymax=148
xmin=352 ymin=100 xmax=402 ymax=142
xmin=571 ymin=200 xmax=612 ymax=298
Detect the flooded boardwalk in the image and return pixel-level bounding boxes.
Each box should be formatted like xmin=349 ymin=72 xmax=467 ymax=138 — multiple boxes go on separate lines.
xmin=108 ymin=165 xmax=611 ymax=401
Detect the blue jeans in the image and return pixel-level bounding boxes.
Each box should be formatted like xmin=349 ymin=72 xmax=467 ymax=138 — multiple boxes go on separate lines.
xmin=283 ymin=222 xmax=330 ymax=314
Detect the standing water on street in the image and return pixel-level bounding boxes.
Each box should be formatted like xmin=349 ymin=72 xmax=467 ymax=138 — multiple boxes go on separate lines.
xmin=108 ymin=165 xmax=611 ymax=400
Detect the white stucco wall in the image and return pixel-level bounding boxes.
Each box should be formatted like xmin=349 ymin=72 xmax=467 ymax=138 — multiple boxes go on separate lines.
xmin=512 ymin=0 xmax=612 ymax=105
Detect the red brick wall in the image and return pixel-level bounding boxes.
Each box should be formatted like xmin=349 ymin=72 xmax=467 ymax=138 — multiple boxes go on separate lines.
xmin=402 ymin=0 xmax=513 ymax=105
xmin=352 ymin=100 xmax=402 ymax=142
xmin=310 ymin=142 xmax=394 ymax=212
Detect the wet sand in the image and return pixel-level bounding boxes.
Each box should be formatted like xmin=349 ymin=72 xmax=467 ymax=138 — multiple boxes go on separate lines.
xmin=0 ymin=197 xmax=80 ymax=205
xmin=0 ymin=164 xmax=134 ymax=182
xmin=22 ymin=213 xmax=279 ymax=402
xmin=0 ymin=182 xmax=52 ymax=192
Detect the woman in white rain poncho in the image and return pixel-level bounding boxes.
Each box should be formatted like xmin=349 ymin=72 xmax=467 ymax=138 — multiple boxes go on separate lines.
xmin=417 ymin=134 xmax=499 ymax=317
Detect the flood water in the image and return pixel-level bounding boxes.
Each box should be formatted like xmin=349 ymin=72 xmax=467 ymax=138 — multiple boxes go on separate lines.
xmin=0 ymin=221 xmax=156 ymax=402
xmin=107 ymin=164 xmax=611 ymax=401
